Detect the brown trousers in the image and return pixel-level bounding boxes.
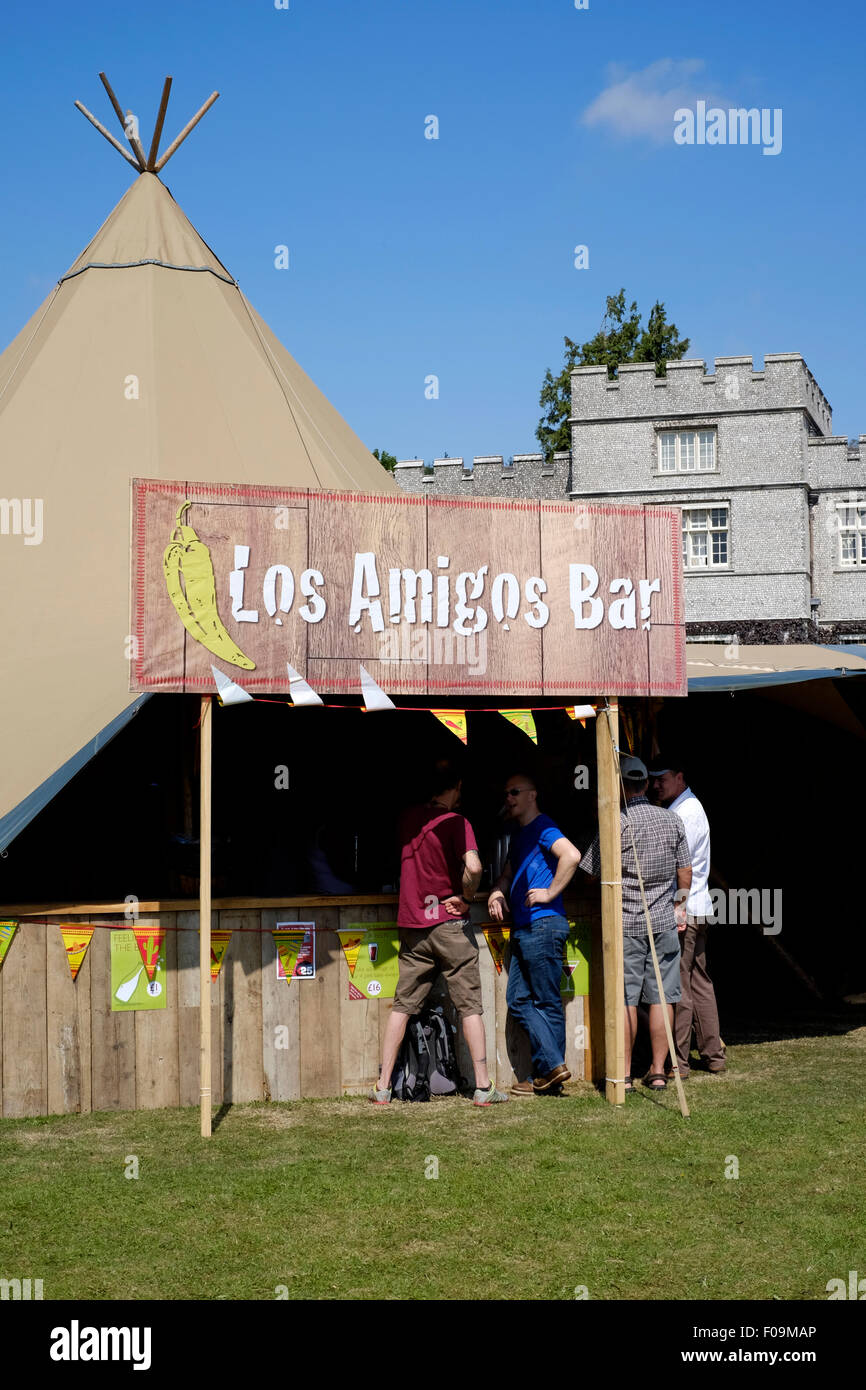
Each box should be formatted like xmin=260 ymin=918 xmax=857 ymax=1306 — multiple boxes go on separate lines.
xmin=675 ymin=918 xmax=725 ymax=1071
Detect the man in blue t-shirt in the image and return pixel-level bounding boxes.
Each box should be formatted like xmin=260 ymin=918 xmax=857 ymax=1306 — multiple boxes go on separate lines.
xmin=488 ymin=773 xmax=581 ymax=1094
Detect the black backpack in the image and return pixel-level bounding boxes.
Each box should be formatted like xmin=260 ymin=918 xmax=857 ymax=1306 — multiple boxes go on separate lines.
xmin=390 ymin=1005 xmax=466 ymax=1101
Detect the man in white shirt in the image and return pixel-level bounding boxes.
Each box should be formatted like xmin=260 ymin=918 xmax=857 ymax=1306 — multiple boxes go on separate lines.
xmin=649 ymin=756 xmax=726 ymax=1079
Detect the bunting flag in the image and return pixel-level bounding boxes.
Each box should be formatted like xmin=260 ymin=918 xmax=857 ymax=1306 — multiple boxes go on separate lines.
xmin=483 ymin=925 xmax=511 ymax=974
xmin=286 ymin=662 xmax=324 ymax=708
xmin=498 ymin=708 xmax=537 ymax=743
xmin=359 ymin=665 xmax=396 ymax=711
xmin=431 ymin=709 xmax=467 ymax=744
xmin=560 ymin=920 xmax=591 ymax=997
xmin=0 ymin=920 xmax=18 ymax=970
xmin=272 ymin=930 xmax=306 ymax=982
xmin=211 ymin=665 xmax=254 ymax=705
xmin=60 ymin=926 xmax=95 ymax=981
xmin=209 ymin=930 xmax=233 ymax=983
xmin=566 ymin=704 xmax=596 ymax=729
xmin=348 ymin=981 xmax=365 ymax=1001
xmin=338 ymin=931 xmax=365 ymax=977
xmin=132 ymin=925 xmax=166 ymax=982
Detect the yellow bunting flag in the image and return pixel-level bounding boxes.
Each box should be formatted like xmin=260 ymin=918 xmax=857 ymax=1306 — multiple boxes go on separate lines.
xmin=499 ymin=709 xmax=537 ymax=744
xmin=483 ymin=925 xmax=511 ymax=974
xmin=0 ymin=921 xmax=18 ymax=970
xmin=60 ymin=926 xmax=95 ymax=981
xmin=338 ymin=931 xmax=365 ymax=977
xmin=132 ymin=926 xmax=166 ymax=982
xmin=273 ymin=930 xmax=305 ymax=982
xmin=431 ymin=710 xmax=468 ymax=745
xmin=210 ymin=930 xmax=233 ymax=983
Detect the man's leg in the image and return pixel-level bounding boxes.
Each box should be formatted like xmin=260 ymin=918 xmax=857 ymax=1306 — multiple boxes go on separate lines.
xmin=505 ymin=932 xmax=535 ymax=1070
xmin=675 ymin=921 xmax=698 ymax=1074
xmin=461 ymin=1013 xmax=490 ymax=1090
xmin=436 ymin=921 xmax=505 ymax=1099
xmin=374 ymin=929 xmax=435 ymax=1097
xmin=689 ymin=922 xmax=725 ymax=1070
xmin=646 ymin=931 xmax=682 ymax=1082
xmin=648 ymin=1003 xmax=675 ymax=1076
xmin=509 ymin=919 xmax=568 ymax=1078
xmin=378 ymin=1010 xmax=411 ymax=1091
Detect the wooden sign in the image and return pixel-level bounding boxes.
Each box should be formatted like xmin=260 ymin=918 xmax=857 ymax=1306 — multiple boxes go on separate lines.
xmin=130 ymin=478 xmax=685 ymax=697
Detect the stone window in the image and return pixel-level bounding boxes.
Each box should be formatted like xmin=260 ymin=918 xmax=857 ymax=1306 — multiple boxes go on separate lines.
xmin=838 ymin=502 xmax=866 ymax=566
xmin=682 ymin=505 xmax=729 ymax=568
xmin=657 ymin=428 xmax=717 ymax=473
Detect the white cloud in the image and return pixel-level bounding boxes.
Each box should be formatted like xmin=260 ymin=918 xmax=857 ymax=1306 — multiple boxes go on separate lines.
xmin=581 ymin=59 xmax=729 ymax=142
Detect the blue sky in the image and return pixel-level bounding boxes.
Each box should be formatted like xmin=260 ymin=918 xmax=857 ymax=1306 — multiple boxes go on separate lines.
xmin=1 ymin=0 xmax=863 ymax=462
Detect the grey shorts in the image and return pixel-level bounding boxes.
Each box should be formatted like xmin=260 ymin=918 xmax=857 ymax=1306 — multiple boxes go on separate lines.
xmin=623 ymin=929 xmax=682 ymax=1006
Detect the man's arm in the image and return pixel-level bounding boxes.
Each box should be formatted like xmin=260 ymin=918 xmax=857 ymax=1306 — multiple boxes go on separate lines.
xmin=525 ymin=836 xmax=581 ymax=908
xmin=487 ymin=858 xmax=514 ymax=922
xmin=674 ymin=866 xmax=693 ymax=930
xmin=442 ymin=850 xmax=483 ymax=917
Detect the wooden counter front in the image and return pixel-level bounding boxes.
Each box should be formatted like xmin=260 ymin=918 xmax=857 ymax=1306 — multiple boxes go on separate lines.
xmin=0 ymin=896 xmax=600 ymax=1119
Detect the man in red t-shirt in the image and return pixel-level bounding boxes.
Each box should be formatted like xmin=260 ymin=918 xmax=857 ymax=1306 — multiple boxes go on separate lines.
xmin=371 ymin=761 xmax=508 ymax=1106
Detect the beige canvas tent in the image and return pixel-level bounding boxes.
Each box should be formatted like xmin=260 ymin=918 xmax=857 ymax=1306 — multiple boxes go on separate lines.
xmin=0 ymin=152 xmax=395 ymax=851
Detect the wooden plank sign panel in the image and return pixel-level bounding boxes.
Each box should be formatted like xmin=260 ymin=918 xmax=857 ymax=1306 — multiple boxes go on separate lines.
xmin=131 ymin=479 xmax=686 ymax=697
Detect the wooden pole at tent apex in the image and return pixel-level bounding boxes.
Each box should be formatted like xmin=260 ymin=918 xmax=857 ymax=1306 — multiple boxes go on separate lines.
xmin=596 ymin=698 xmax=625 ymax=1106
xmin=154 ymin=92 xmax=219 ymax=172
xmin=199 ymin=696 xmax=213 ymax=1138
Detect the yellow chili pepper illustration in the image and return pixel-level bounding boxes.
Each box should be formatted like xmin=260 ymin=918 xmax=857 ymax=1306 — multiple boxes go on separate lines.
xmin=163 ymin=501 xmax=256 ymax=670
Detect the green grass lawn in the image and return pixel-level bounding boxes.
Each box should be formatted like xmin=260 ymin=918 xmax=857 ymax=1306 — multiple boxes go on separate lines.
xmin=2 ymin=1020 xmax=863 ymax=1301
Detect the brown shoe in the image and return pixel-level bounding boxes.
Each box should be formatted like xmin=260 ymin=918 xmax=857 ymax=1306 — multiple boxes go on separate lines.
xmin=510 ymin=1079 xmax=536 ymax=1097
xmin=533 ymin=1064 xmax=571 ymax=1093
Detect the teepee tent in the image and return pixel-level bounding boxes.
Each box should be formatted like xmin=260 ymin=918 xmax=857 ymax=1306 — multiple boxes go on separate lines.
xmin=0 ymin=77 xmax=395 ymax=853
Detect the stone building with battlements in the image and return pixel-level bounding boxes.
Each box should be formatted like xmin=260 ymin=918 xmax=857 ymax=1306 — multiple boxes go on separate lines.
xmin=393 ymin=353 xmax=866 ymax=643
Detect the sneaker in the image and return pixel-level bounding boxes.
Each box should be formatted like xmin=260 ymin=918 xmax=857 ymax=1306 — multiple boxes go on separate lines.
xmin=473 ymin=1081 xmax=509 ymax=1105
xmin=369 ymin=1083 xmax=391 ymax=1105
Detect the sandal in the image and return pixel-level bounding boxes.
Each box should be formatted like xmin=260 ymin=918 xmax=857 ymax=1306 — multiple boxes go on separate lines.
xmin=624 ymin=1077 xmax=634 ymax=1093
xmin=644 ymin=1072 xmax=667 ymax=1091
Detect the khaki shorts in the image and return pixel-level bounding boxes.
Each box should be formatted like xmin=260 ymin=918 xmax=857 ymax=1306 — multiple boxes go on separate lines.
xmin=393 ymin=919 xmax=483 ymax=1019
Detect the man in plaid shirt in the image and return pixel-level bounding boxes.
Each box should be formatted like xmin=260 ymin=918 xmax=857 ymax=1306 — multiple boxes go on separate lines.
xmin=581 ymin=756 xmax=692 ymax=1091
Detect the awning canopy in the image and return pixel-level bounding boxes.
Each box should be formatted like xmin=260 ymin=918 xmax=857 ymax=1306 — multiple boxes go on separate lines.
xmin=685 ymin=643 xmax=866 ymax=692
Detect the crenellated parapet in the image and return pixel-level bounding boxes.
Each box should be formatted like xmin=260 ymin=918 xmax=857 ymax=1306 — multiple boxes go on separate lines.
xmin=571 ymin=353 xmax=833 ymax=436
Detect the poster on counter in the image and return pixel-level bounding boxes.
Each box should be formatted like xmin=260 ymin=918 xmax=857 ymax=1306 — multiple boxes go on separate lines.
xmin=342 ymin=925 xmax=400 ymax=1000
xmin=111 ymin=929 xmax=167 ymax=1011
xmin=275 ymin=923 xmax=316 ymax=980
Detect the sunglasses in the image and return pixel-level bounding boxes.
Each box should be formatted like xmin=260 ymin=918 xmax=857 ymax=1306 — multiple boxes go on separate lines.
xmin=504 ymin=787 xmax=530 ymax=798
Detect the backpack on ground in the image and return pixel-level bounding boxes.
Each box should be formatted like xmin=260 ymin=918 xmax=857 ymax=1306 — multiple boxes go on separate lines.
xmin=390 ymin=1005 xmax=466 ymax=1101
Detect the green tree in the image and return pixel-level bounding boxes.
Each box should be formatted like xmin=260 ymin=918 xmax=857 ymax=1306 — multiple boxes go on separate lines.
xmin=536 ymin=290 xmax=690 ymax=460
xmin=372 ymin=447 xmax=398 ymax=473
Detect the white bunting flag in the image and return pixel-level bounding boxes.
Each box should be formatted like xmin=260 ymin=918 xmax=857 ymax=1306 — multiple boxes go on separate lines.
xmin=359 ymin=665 xmax=396 ymax=711
xmin=286 ymin=663 xmax=324 ymax=707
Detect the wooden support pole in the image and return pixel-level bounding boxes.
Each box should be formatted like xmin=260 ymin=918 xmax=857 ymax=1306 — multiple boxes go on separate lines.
xmin=97 ymin=72 xmax=146 ymax=170
xmin=147 ymin=77 xmax=173 ymax=170
xmin=73 ymin=102 xmax=142 ymax=172
xmin=199 ymin=696 xmax=213 ymax=1138
xmin=154 ymin=92 xmax=219 ymax=172
xmin=596 ymin=698 xmax=625 ymax=1106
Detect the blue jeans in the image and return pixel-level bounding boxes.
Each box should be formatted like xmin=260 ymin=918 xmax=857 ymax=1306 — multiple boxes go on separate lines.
xmin=506 ymin=914 xmax=569 ymax=1077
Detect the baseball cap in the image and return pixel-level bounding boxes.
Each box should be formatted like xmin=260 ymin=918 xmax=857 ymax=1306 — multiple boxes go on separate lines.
xmin=620 ymin=755 xmax=648 ymax=783
xmin=647 ymin=753 xmax=685 ymax=776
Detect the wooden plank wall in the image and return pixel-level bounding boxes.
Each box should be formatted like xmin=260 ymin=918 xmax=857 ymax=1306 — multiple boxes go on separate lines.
xmin=0 ymin=906 xmax=594 ymax=1118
